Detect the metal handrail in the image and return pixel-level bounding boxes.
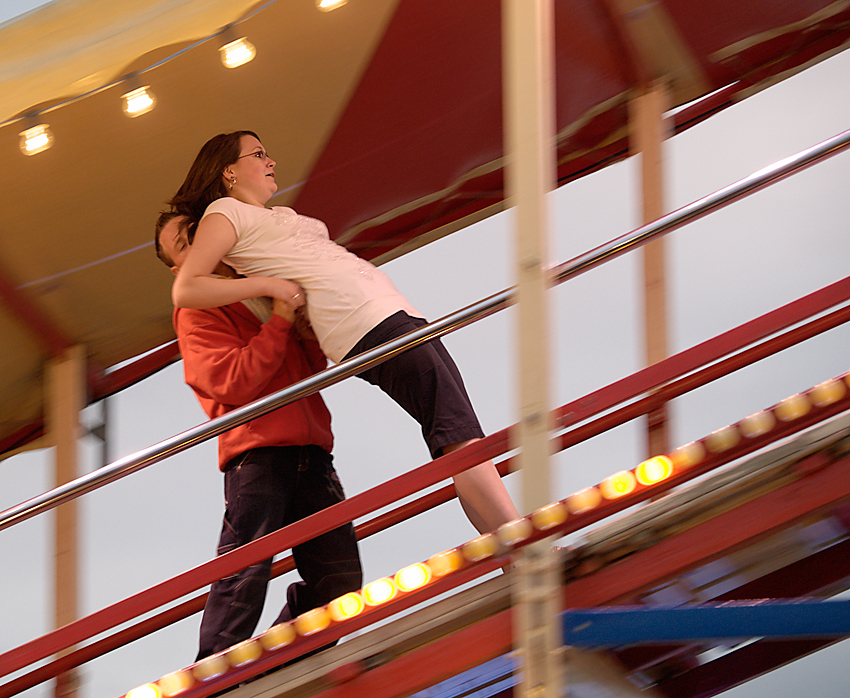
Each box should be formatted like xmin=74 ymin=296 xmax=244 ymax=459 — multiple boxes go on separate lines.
xmin=554 ymin=126 xmax=850 ymax=283
xmin=1 ymin=126 xmax=849 ymax=533
xmin=6 ymin=283 xmax=850 ymax=690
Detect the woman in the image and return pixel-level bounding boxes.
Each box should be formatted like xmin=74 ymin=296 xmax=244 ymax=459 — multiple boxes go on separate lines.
xmin=169 ymin=131 xmax=520 ymax=534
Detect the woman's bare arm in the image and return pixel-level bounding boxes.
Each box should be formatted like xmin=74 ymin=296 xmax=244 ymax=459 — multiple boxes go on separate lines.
xmin=172 ymin=212 xmax=303 ymax=310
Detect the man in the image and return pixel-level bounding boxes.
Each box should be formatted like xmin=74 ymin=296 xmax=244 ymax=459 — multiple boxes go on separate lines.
xmin=155 ymin=212 xmax=362 ymax=661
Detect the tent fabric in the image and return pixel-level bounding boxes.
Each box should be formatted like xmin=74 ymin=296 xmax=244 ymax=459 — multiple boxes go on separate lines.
xmin=0 ymin=0 xmax=268 ymax=126
xmin=0 ymin=0 xmax=849 ymax=456
xmin=294 ymin=0 xmax=850 ymax=260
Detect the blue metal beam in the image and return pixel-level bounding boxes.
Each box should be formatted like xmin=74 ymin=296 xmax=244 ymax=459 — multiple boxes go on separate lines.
xmin=563 ymin=599 xmax=850 ymax=648
xmin=410 ymin=655 xmax=518 ymax=698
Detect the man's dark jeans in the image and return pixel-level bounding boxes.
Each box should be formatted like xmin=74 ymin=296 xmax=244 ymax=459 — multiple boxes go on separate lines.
xmin=197 ymin=445 xmax=362 ymax=660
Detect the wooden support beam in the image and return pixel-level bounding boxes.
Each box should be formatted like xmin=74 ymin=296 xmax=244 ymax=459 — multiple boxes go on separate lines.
xmin=630 ymin=84 xmax=672 ymax=458
xmin=46 ymin=345 xmax=85 ymax=698
xmin=502 ymin=1 xmax=561 ymax=697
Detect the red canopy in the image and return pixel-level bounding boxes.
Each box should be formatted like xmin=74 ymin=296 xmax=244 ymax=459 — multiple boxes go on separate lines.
xmin=0 ymin=0 xmax=848 ymax=454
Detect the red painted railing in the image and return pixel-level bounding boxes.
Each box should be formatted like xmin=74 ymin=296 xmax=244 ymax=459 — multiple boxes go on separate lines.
xmin=3 ymin=129 xmax=850 ymax=697
xmin=3 ymin=271 xmax=850 ymax=695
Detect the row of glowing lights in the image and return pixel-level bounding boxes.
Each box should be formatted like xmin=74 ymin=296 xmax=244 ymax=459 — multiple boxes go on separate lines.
xmin=118 ymin=453 xmax=683 ymax=698
xmin=123 ymin=373 xmax=849 ymax=698
xmin=18 ymin=0 xmax=347 ymax=156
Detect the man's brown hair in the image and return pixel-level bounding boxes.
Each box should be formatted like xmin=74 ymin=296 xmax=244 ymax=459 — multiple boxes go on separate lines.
xmin=153 ymin=210 xmax=182 ymax=267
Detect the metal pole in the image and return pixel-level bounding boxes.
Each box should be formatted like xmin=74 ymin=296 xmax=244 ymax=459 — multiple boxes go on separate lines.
xmin=2 ymin=127 xmax=849 ymax=533
xmin=503 ymin=1 xmax=562 ymax=696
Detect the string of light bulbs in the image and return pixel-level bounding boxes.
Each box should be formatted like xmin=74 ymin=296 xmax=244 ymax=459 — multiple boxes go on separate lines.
xmin=15 ymin=0 xmax=348 ymax=156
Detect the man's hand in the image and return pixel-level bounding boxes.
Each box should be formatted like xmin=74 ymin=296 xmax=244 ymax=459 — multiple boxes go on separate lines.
xmin=271 ymin=297 xmax=296 ymax=323
xmin=266 ymin=278 xmax=306 ymax=311
xmin=294 ymin=308 xmax=318 ymax=342
xmin=269 ymin=280 xmax=305 ymax=323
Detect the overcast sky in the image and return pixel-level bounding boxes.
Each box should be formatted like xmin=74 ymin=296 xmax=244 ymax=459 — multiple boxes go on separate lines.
xmin=1 ymin=11 xmax=850 ymax=698
xmin=0 ymin=0 xmax=50 ymax=25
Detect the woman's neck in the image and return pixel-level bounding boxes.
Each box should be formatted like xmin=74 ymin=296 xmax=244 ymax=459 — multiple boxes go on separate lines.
xmin=227 ymin=193 xmax=267 ymax=208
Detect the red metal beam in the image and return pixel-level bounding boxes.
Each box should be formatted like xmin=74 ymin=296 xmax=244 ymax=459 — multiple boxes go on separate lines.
xmin=558 ymin=302 xmax=850 ymax=453
xmin=562 ymin=453 xmax=850 ymax=609
xmin=143 ymin=558 xmax=508 ymax=698
xmin=0 ymin=341 xmax=181 ymax=458
xmin=615 ymin=537 xmax=850 ymax=673
xmin=0 ymin=261 xmax=73 ymax=357
xmin=0 ymin=467 xmax=514 ymax=694
xmin=592 ymin=0 xmax=652 ymax=89
xmin=0 ymin=420 xmax=45 ymax=455
xmin=5 ymin=274 xmax=850 ymax=683
xmin=4 ymin=559 xmax=507 ymax=698
xmin=564 ymin=459 xmax=850 ymax=695
xmin=92 ymin=341 xmax=181 ymax=400
xmin=6 ymin=263 xmax=850 ymax=459
xmin=314 ymin=610 xmax=513 ymax=698
xmin=655 ymin=637 xmax=839 ymax=698
xmin=0 ymin=433 xmax=510 ymax=681
xmin=557 ymin=274 xmax=850 ymax=431
xmin=7 ymin=358 xmax=850 ymax=687
xmin=3 ymin=256 xmax=850 ymax=461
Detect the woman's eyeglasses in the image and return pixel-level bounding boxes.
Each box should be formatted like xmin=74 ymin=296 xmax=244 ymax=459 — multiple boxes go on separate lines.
xmin=237 ymin=150 xmax=271 ymax=162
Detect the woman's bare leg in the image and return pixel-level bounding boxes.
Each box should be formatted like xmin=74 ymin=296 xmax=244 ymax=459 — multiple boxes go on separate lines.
xmin=444 ymin=439 xmax=521 ymax=534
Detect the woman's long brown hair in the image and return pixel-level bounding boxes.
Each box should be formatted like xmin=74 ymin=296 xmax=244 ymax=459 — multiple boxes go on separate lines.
xmin=167 ymin=130 xmax=260 ymax=240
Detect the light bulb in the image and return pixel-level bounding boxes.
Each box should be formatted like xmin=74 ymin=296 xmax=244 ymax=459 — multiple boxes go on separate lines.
xmin=395 ymin=563 xmax=432 ymax=592
xmin=531 ymin=502 xmax=568 ymax=531
xmin=776 ymin=394 xmax=810 ymax=421
xmin=740 ymin=410 xmax=775 ymax=437
xmin=428 ymin=549 xmax=463 ymax=577
xmin=127 ymin=684 xmax=161 ymax=698
xmin=635 ymin=456 xmax=673 ymax=486
xmin=705 ymin=425 xmax=740 ymax=453
xmin=811 ymin=378 xmax=846 ymax=406
xmin=317 ymin=0 xmax=348 ymax=11
xmin=260 ymin=623 xmax=295 ymax=650
xmin=567 ymin=487 xmax=601 ymax=514
xmin=363 ymin=578 xmax=397 ymax=605
xmin=600 ymin=470 xmax=636 ymax=499
xmin=158 ymin=671 xmax=193 ymax=697
xmin=294 ymin=607 xmax=330 ymax=635
xmin=496 ymin=518 xmax=533 ymax=546
xmin=328 ymin=592 xmax=364 ymax=621
xmin=19 ymin=123 xmax=53 ymax=155
xmin=670 ymin=441 xmax=705 ymax=469
xmin=193 ymin=655 xmax=228 ymax=681
xmin=220 ymin=37 xmax=256 ymax=68
xmin=122 ymin=86 xmax=156 ymax=117
xmin=226 ymin=639 xmax=261 ymax=667
xmin=462 ymin=533 xmax=499 ymax=562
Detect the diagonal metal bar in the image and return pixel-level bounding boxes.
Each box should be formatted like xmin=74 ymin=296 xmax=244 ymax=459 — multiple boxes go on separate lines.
xmin=1 ymin=127 xmax=848 ymax=533
xmin=553 ymin=126 xmax=850 ymax=284
xmin=0 ymin=434 xmax=509 ymax=681
xmin=6 ymin=376 xmax=850 ymax=687
xmin=562 ymin=451 xmax=850 ymax=610
xmin=615 ymin=536 xmax=850 ymax=673
xmin=0 ymin=259 xmax=73 ymax=357
xmin=6 ymin=284 xmax=850 ymax=683
xmin=655 ymin=636 xmax=840 ymax=698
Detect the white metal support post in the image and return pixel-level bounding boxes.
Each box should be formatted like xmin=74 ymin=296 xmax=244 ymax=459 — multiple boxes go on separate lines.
xmin=503 ymin=1 xmax=562 ymax=696
xmin=47 ymin=345 xmax=85 ymax=698
xmin=630 ymin=84 xmax=672 ymax=458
